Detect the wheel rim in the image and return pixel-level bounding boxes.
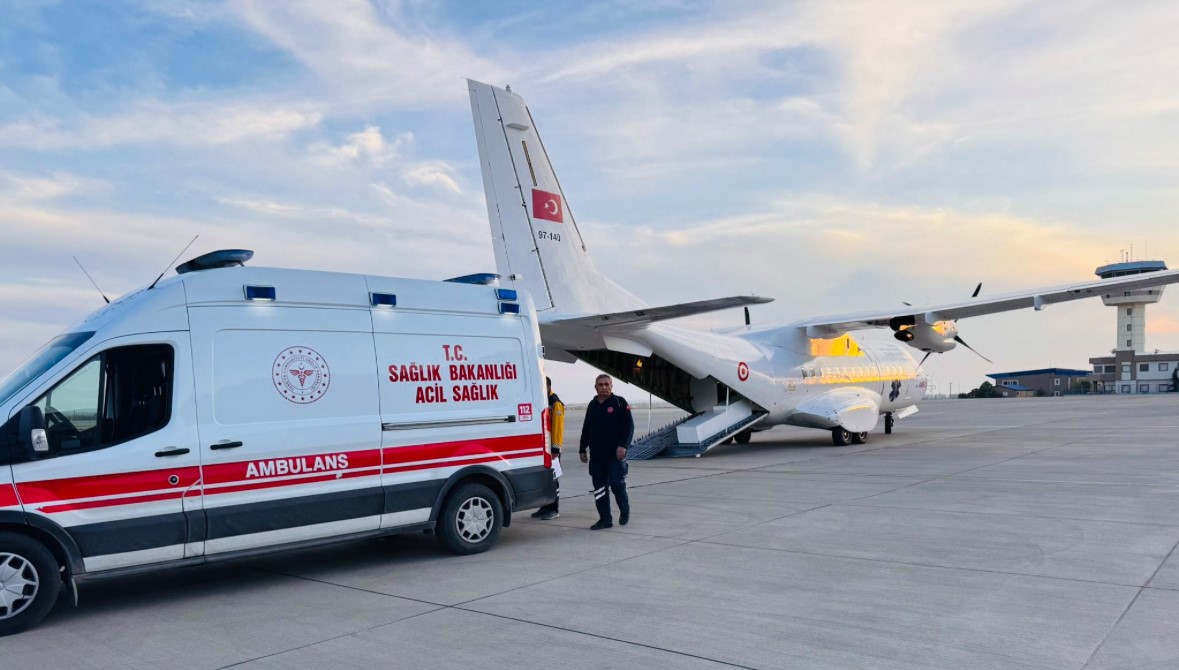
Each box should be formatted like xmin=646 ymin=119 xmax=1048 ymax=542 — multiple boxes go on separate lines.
xmin=0 ymin=552 xmax=40 ymax=621
xmin=840 ymin=429 xmax=851 ymax=442
xmin=456 ymin=497 xmax=494 ymax=543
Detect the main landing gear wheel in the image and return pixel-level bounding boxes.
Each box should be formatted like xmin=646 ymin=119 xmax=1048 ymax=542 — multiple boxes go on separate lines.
xmin=0 ymin=532 xmax=61 ymax=636
xmin=734 ymin=429 xmax=752 ymax=445
xmin=851 ymin=431 xmax=868 ymax=444
xmin=831 ymin=427 xmax=852 ymax=446
xmin=437 ymin=483 xmax=503 ymax=556
xmin=884 ymin=412 xmax=894 ymax=435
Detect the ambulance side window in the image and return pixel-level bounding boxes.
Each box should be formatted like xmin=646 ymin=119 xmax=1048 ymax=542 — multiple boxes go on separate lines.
xmin=29 ymin=344 xmax=174 ymax=456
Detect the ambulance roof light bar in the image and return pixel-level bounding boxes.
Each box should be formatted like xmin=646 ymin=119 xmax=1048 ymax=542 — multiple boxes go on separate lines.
xmin=445 ymin=273 xmax=500 ymax=285
xmin=178 ymin=249 xmax=254 ymax=275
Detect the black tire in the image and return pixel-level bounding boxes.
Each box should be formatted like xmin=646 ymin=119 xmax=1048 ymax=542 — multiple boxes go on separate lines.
xmin=831 ymin=428 xmax=851 ymax=446
xmin=852 ymin=431 xmax=868 ymax=444
xmin=734 ymin=429 xmax=752 ymax=445
xmin=0 ymin=532 xmax=61 ymax=636
xmin=436 ymin=483 xmax=503 ymax=556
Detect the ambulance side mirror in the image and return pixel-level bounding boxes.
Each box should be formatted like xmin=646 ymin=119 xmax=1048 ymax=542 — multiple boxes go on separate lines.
xmin=18 ymin=405 xmax=49 ymax=458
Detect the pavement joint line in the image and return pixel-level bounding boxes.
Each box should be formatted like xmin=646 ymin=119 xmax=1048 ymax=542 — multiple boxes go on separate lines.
xmin=837 ymin=501 xmax=1179 ymax=528
xmin=1079 ymin=585 xmax=1150 ymax=669
xmin=214 ymin=603 xmax=448 ymax=669
xmin=447 ymin=607 xmax=758 ymax=669
xmin=242 ymin=564 xmax=450 ymax=609
xmin=450 ymin=539 xmax=695 ymax=608
xmin=1143 ymin=536 xmax=1179 ymax=590
xmin=694 ymin=538 xmax=1154 ymax=590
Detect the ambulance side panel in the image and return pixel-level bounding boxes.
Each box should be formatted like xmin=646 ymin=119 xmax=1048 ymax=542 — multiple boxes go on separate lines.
xmin=189 ymin=300 xmax=384 ymax=555
xmin=372 ymin=308 xmax=549 ymax=525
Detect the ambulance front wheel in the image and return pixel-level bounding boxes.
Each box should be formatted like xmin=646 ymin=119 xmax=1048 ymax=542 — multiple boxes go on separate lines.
xmin=437 ymin=483 xmax=503 ymax=555
xmin=0 ymin=532 xmax=62 ymax=636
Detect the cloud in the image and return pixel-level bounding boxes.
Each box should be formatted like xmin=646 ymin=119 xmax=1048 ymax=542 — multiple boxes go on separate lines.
xmin=401 ymin=161 xmax=462 ymax=194
xmin=0 ymin=100 xmax=323 ymax=149
xmin=308 ymin=126 xmax=409 ymax=166
xmin=1 ymin=172 xmax=110 ymax=201
xmin=227 ymin=0 xmax=509 ymax=105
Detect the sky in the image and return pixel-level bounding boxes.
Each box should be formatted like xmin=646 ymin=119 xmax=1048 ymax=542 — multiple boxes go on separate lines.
xmin=3 ymin=0 xmax=1179 ymax=404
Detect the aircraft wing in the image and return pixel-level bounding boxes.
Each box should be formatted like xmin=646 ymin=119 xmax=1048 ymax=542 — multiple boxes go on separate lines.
xmin=549 ymin=295 xmax=773 ymax=329
xmin=789 ymin=269 xmax=1179 ymax=335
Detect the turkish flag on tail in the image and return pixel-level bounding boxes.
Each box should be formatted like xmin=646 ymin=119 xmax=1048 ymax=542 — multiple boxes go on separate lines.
xmin=532 ymin=188 xmax=563 ymax=223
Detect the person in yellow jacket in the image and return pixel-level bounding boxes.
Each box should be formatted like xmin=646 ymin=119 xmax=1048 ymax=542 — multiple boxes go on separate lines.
xmin=532 ymin=377 xmax=564 ymax=520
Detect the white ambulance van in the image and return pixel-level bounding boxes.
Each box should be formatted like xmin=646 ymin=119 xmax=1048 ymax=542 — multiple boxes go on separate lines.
xmin=0 ymin=250 xmax=556 ymax=634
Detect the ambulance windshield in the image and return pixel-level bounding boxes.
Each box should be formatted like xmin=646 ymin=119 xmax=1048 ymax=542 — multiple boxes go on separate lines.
xmin=0 ymin=331 xmax=95 ymax=408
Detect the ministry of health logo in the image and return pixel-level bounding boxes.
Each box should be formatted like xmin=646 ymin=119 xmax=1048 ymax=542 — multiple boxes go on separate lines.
xmin=273 ymin=347 xmax=330 ymax=404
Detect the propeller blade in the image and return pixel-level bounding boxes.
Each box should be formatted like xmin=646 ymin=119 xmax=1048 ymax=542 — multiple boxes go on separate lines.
xmin=744 ymin=306 xmax=751 ymax=326
xmin=918 ymin=351 xmax=932 ymax=367
xmin=971 ymin=282 xmax=982 ymax=298
xmin=954 ymin=335 xmax=992 ymax=363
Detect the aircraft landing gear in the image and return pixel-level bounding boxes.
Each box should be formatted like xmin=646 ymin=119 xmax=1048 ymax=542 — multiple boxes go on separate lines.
xmin=884 ymin=412 xmax=894 ymax=435
xmin=734 ymin=429 xmax=752 ymax=444
xmin=831 ymin=427 xmax=851 ymax=446
xmin=851 ymin=431 xmax=868 ymax=444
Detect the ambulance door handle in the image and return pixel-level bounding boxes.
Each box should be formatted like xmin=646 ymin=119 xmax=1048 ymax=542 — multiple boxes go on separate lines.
xmin=209 ymin=441 xmax=243 ymax=451
xmin=155 ymin=447 xmax=190 ymax=457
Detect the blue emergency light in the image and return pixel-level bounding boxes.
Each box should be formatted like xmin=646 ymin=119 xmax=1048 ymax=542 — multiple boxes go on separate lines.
xmin=498 ymin=302 xmax=521 ymax=315
xmin=244 ymin=285 xmax=276 ymax=301
xmin=370 ymin=292 xmax=397 ymax=308
xmin=495 ymin=288 xmax=518 ymax=301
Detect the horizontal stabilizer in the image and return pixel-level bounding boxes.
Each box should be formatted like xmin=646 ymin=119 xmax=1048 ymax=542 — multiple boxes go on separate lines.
xmin=551 ymin=295 xmax=773 ymax=329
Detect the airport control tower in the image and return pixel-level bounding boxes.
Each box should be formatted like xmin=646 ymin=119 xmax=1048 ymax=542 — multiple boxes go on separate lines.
xmin=1096 ymin=260 xmax=1168 ymax=352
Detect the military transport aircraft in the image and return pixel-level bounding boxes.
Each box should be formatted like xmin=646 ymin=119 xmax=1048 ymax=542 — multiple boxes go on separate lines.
xmin=467 ymin=80 xmax=1179 ymax=457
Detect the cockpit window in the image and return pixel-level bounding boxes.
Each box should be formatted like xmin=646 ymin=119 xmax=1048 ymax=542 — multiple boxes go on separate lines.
xmin=0 ymin=332 xmax=95 ymax=409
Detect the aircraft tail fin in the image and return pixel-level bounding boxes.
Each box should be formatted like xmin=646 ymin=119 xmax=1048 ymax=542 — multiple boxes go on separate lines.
xmin=468 ymin=79 xmax=643 ymax=315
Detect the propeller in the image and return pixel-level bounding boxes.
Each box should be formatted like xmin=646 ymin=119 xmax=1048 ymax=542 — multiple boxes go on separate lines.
xmin=953 ymin=335 xmax=992 ymax=363
xmin=952 ymin=282 xmax=990 ymax=362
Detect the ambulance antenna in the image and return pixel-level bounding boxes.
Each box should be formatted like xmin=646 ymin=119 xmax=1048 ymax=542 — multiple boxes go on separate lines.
xmin=148 ymin=235 xmax=199 ymax=290
xmin=73 ymin=256 xmax=110 ymax=304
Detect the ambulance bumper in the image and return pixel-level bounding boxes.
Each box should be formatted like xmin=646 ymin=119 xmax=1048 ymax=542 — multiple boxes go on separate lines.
xmin=506 ymin=465 xmax=558 ymax=510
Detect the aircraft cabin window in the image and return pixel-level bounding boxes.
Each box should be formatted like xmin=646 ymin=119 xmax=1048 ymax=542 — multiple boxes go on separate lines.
xmin=27 ymin=344 xmax=174 ymax=456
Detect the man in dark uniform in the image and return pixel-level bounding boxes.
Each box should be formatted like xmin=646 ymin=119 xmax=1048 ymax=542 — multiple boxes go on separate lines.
xmin=579 ymin=374 xmax=633 ymax=530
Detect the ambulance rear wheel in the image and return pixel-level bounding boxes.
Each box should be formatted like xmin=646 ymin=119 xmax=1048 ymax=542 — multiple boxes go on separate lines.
xmin=437 ymin=483 xmax=503 ymax=555
xmin=0 ymin=532 xmax=61 ymax=636
xmin=831 ymin=428 xmax=851 ymax=446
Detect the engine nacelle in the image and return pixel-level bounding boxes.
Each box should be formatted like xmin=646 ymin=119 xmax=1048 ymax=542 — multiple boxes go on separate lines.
xmin=893 ymin=321 xmax=958 ymax=353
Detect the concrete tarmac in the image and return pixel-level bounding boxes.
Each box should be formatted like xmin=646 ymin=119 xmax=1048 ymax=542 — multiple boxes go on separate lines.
xmin=5 ymin=396 xmax=1179 ymax=668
